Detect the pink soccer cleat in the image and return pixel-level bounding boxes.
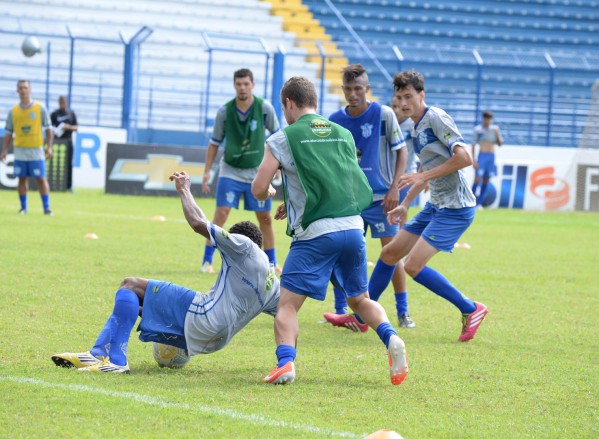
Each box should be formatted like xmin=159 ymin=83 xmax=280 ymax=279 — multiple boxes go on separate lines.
xmin=323 ymin=313 xmax=369 ymax=333
xmin=459 ymin=302 xmax=489 ymax=342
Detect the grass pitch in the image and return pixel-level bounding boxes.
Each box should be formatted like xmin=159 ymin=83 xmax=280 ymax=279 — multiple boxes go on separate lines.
xmin=0 ymin=189 xmax=597 ymax=438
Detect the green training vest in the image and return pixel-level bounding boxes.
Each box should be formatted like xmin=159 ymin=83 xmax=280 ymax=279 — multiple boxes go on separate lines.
xmin=224 ymin=96 xmax=265 ymax=169
xmin=283 ymin=114 xmax=372 ymax=233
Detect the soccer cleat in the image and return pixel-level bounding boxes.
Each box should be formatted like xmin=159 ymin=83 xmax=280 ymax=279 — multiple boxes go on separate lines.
xmin=398 ymin=314 xmax=416 ymax=328
xmin=459 ymin=302 xmax=489 ymax=342
xmin=323 ymin=312 xmax=369 ymax=332
xmin=44 ymin=209 xmax=53 ymax=216
xmin=263 ymin=361 xmax=295 ymax=384
xmin=388 ymin=335 xmax=408 ymax=385
xmin=51 ymin=351 xmax=103 ymax=369
xmin=78 ymin=359 xmax=130 ymax=374
xmin=201 ymin=262 xmax=214 ymax=273
xmin=18 ymin=209 xmax=27 ymax=215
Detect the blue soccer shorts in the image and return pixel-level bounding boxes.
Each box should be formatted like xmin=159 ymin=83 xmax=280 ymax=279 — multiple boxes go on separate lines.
xmin=215 ymin=176 xmax=272 ymax=212
xmin=475 ymin=152 xmax=496 ymax=179
xmin=403 ymin=202 xmax=475 ymax=252
xmin=13 ymin=159 xmax=46 ymax=178
xmin=361 ymin=200 xmax=399 ymax=238
xmin=137 ymin=280 xmax=196 ymax=350
xmin=281 ymin=229 xmax=368 ymax=300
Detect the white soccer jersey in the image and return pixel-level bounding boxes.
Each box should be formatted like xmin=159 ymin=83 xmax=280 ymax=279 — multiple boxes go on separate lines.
xmin=183 ymin=223 xmax=279 ymax=355
xmin=411 ymin=106 xmax=476 ymax=209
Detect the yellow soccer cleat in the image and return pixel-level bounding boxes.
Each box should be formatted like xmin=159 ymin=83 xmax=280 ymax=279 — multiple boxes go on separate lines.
xmin=51 ymin=351 xmax=103 ymax=369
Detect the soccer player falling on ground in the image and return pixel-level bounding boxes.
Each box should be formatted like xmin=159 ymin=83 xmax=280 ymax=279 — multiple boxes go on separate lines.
xmin=369 ymin=70 xmax=489 ymax=342
xmin=51 ymin=171 xmax=280 ymax=373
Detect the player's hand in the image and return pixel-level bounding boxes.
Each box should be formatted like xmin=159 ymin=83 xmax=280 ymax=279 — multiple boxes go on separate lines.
xmin=274 ymin=203 xmax=287 ymax=220
xmin=0 ymin=152 xmax=6 ymax=164
xmin=202 ymin=173 xmax=211 ymax=194
xmin=169 ymin=171 xmax=191 ymax=192
xmin=382 ymin=187 xmax=399 ymax=213
xmin=267 ymin=184 xmax=276 ymax=199
xmin=387 ymin=204 xmax=408 ymax=226
xmin=45 ymin=147 xmax=53 ymax=159
xmin=397 ymin=172 xmax=426 ymax=192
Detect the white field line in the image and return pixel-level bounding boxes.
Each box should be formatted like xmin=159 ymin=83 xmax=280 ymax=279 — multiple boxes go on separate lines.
xmin=0 ymin=376 xmax=363 ymax=438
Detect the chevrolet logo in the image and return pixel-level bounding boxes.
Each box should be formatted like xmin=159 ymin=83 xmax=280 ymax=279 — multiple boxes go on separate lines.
xmin=109 ymin=154 xmax=204 ymax=190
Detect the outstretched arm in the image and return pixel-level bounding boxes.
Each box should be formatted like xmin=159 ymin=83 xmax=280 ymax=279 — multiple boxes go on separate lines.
xmin=170 ymin=171 xmax=210 ymax=239
xmin=252 ymin=143 xmax=279 ymax=201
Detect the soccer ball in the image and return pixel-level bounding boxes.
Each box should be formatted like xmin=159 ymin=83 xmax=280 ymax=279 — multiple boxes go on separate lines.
xmin=21 ymin=36 xmax=41 ymax=58
xmin=152 ymin=342 xmax=190 ymax=369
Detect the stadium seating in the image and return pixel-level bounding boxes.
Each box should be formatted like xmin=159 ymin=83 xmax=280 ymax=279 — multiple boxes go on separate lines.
xmin=305 ymin=0 xmax=598 ymax=146
xmin=0 ymin=0 xmax=342 ymax=143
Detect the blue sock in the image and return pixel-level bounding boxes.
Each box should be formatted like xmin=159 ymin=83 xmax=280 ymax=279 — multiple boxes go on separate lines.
xmin=264 ymin=248 xmax=277 ymax=266
xmin=203 ymin=245 xmax=215 ymax=265
xmin=413 ymin=266 xmax=476 ymax=314
xmin=333 ymin=287 xmax=348 ymax=314
xmin=90 ymin=316 xmax=115 ymax=358
xmin=478 ymin=182 xmax=488 ymax=206
xmin=106 ymin=289 xmax=139 ymax=366
xmin=368 ymin=259 xmax=397 ymax=302
xmin=19 ymin=194 xmax=27 ymax=211
xmin=41 ymin=194 xmax=50 ymax=211
xmin=395 ymin=292 xmax=408 ymax=316
xmin=276 ymin=344 xmax=296 ymax=368
xmin=375 ymin=322 xmax=398 ymax=349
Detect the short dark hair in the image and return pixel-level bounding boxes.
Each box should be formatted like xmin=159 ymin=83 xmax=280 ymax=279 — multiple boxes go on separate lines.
xmin=229 ymin=221 xmax=263 ymax=248
xmin=342 ymin=64 xmax=367 ymax=84
xmin=483 ymin=110 xmax=494 ymax=119
xmin=280 ymin=76 xmax=317 ymax=109
xmin=234 ymin=68 xmax=254 ymax=83
xmin=393 ymin=70 xmax=425 ymax=93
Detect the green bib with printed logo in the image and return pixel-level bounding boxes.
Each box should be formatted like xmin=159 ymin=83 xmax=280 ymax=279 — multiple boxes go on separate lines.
xmin=224 ymin=96 xmax=265 ymax=169
xmin=282 ymin=114 xmax=372 ymax=233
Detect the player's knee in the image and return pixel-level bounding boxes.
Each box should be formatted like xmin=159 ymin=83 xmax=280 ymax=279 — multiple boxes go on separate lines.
xmin=380 ymin=245 xmax=398 ymax=265
xmin=403 ymin=259 xmax=424 ymax=278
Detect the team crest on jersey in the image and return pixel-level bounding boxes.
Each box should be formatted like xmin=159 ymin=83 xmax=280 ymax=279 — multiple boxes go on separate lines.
xmin=221 ymin=229 xmax=229 ymax=239
xmin=265 ymin=270 xmax=274 ymax=291
xmin=361 ymin=123 xmax=373 ymax=138
xmin=250 ymin=119 xmax=258 ymax=132
xmin=444 ymin=131 xmax=452 ymax=143
xmin=309 ymin=118 xmax=332 ymax=138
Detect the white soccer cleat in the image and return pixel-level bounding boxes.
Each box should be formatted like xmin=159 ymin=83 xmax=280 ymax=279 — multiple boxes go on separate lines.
xmin=388 ymin=335 xmax=408 ymax=385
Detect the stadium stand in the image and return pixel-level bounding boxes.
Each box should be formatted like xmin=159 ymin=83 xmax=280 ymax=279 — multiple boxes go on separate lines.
xmin=0 ymin=0 xmax=342 ymax=144
xmin=0 ymin=0 xmax=596 ymax=146
xmin=305 ymin=0 xmax=599 ymax=146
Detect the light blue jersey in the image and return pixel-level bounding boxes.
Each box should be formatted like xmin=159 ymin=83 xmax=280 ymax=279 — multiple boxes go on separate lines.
xmin=184 ymin=223 xmax=280 ymax=355
xmin=399 ymin=117 xmax=418 ymax=174
xmin=411 ymin=107 xmax=476 ymax=209
xmin=329 ymin=102 xmax=405 ymax=202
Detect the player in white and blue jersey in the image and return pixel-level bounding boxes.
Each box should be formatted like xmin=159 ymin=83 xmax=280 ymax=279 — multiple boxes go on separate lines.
xmin=323 ymin=65 xmax=416 ymax=331
xmin=51 ymin=171 xmax=279 ymax=373
xmin=471 ymin=110 xmax=503 ymax=208
xmin=374 ymin=70 xmax=489 ymax=342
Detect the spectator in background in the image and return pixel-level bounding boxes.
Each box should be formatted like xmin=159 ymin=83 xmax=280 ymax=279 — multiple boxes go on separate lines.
xmin=51 ymin=95 xmax=78 ymax=190
xmin=201 ymin=68 xmax=281 ymax=274
xmin=1 ymin=80 xmax=54 ymax=215
xmin=471 ymin=110 xmax=503 ymax=209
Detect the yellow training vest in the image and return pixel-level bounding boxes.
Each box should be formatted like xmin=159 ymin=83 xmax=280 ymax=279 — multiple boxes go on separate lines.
xmin=11 ymin=101 xmax=44 ymax=148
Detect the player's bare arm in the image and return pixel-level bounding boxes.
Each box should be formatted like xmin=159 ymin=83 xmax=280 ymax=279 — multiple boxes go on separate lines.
xmin=1 ymin=133 xmax=12 ymax=163
xmin=383 ymin=146 xmax=407 ymax=212
xmin=252 ymin=143 xmax=278 ymax=201
xmin=170 ymin=171 xmax=210 ymax=238
xmin=45 ymin=127 xmax=54 ymax=159
xmin=201 ymin=142 xmax=219 ymax=194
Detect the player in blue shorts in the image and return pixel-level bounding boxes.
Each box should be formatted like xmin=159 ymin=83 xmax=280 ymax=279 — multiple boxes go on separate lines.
xmin=51 ymin=171 xmax=280 ymax=373
xmin=1 ymin=80 xmax=54 ymax=215
xmin=253 ymin=76 xmax=408 ymax=385
xmin=471 ymin=110 xmax=503 ymax=208
xmin=323 ymin=64 xmax=416 ymax=331
xmin=200 ymin=68 xmax=281 ymax=273
xmin=373 ymin=70 xmax=489 ymax=342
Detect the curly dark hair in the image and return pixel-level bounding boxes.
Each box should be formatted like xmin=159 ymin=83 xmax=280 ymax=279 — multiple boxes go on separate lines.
xmin=229 ymin=221 xmax=263 ymax=248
